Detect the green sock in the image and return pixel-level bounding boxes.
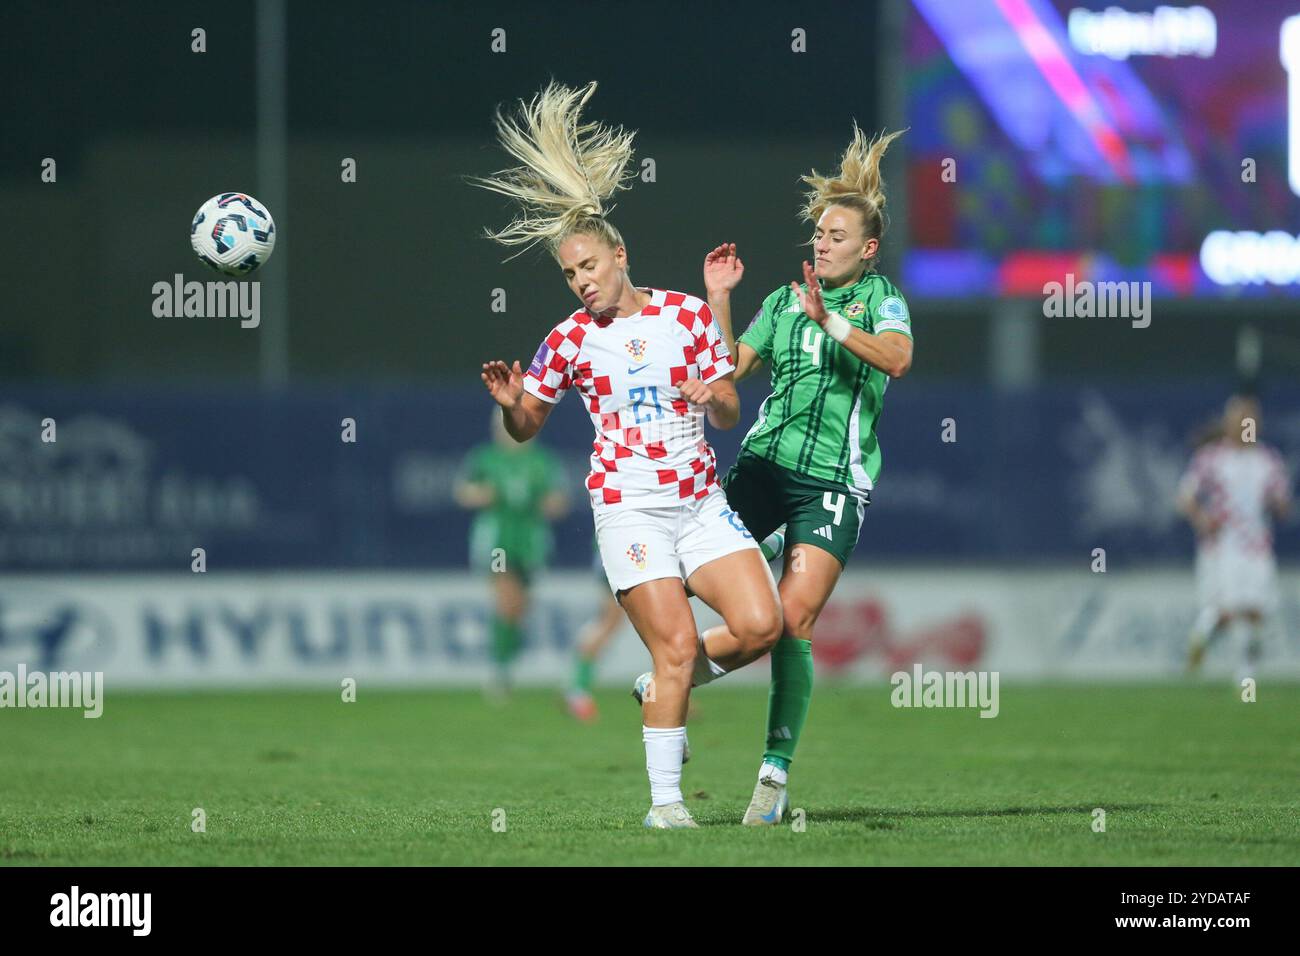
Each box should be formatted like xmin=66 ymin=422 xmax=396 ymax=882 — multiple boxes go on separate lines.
xmin=491 ymin=617 xmax=521 ymax=668
xmin=759 ymin=528 xmax=785 ymax=562
xmin=574 ymin=656 xmax=595 ymax=693
xmin=763 ymin=638 xmax=813 ymax=770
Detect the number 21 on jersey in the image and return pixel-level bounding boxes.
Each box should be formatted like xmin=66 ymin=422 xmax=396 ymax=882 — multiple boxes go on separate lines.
xmin=630 ymin=385 xmax=665 ymax=423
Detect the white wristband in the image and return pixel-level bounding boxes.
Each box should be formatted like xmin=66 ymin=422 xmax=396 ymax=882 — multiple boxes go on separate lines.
xmin=824 ymin=310 xmax=852 ymax=344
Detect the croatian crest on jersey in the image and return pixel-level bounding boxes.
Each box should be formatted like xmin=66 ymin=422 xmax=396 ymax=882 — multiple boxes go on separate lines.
xmin=626 ymin=542 xmax=648 ymax=570
xmin=625 ymin=338 xmax=648 ymax=361
xmin=845 ymin=301 xmax=866 ymax=320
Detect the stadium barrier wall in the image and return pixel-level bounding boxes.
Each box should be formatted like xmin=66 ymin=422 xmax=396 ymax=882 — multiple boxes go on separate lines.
xmin=2 ymin=568 xmax=1296 ymax=688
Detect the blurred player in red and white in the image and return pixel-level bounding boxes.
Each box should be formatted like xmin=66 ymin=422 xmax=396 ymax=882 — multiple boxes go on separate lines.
xmin=1177 ymin=395 xmax=1292 ymax=682
xmin=471 ymin=81 xmax=782 ymax=828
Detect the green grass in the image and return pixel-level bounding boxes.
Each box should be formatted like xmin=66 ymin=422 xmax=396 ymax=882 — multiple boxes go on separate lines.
xmin=1 ymin=683 xmax=1297 ymax=865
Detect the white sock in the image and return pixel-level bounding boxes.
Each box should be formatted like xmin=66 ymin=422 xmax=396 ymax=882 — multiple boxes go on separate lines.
xmin=643 ymin=726 xmax=686 ymax=806
xmin=758 ymin=761 xmax=788 ymax=786
xmin=691 ymin=635 xmax=727 ymax=687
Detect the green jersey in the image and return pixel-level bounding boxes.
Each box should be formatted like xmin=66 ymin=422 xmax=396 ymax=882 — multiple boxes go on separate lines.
xmin=737 ymin=272 xmax=912 ymax=494
xmin=460 ymin=442 xmax=563 ymax=571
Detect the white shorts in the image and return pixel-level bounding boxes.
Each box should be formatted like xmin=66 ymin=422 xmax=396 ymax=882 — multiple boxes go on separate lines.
xmin=594 ymin=488 xmax=762 ymax=596
xmin=1196 ymin=545 xmax=1278 ymax=614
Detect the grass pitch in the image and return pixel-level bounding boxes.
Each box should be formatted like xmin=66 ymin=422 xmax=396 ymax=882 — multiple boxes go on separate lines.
xmin=1 ymin=683 xmax=1296 ymax=866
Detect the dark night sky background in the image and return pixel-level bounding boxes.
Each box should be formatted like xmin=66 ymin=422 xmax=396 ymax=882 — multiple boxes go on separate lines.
xmin=0 ymin=0 xmax=1284 ymax=385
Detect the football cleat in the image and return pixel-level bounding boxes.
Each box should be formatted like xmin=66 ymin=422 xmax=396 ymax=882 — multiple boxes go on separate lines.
xmin=631 ymin=671 xmax=653 ymax=705
xmin=643 ymin=801 xmax=699 ymax=829
xmin=741 ymin=777 xmax=789 ymax=826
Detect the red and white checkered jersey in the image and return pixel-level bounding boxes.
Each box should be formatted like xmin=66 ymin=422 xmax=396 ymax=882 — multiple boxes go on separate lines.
xmin=1178 ymin=441 xmax=1291 ymax=554
xmin=523 ymin=288 xmax=734 ymax=509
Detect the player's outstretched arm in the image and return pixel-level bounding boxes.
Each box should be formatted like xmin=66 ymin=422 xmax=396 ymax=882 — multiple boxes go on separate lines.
xmin=704 ymin=243 xmax=765 ymax=383
xmin=791 ymin=261 xmax=912 ymax=378
xmin=1177 ymin=488 xmax=1219 ymax=537
xmin=480 ymin=359 xmax=553 ymax=442
xmin=1269 ymin=484 xmax=1293 ymax=522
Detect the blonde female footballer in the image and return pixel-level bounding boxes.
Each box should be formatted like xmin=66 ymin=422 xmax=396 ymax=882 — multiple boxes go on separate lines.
xmin=472 ymin=81 xmax=782 ymax=829
xmin=702 ymin=126 xmax=914 ymax=824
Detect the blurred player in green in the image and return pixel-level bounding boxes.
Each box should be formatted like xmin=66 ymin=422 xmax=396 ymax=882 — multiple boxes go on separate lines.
xmin=455 ymin=412 xmax=568 ymax=698
xmin=702 ymin=125 xmax=913 ymax=823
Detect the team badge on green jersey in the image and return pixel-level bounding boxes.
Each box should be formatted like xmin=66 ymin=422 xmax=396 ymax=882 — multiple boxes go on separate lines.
xmin=845 ymin=301 xmax=866 ymax=319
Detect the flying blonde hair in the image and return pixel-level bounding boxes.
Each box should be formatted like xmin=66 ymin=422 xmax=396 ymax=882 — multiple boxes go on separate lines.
xmin=800 ymin=124 xmax=906 ymax=272
xmin=471 ymin=80 xmax=637 ymax=260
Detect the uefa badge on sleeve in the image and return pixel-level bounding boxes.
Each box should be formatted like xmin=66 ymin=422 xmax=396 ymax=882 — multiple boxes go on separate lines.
xmin=528 ymin=344 xmax=551 ymax=378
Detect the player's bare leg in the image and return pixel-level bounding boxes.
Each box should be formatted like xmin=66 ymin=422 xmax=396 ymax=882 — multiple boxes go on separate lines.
xmin=619 ymin=577 xmax=701 ymax=828
xmin=629 ymin=543 xmax=782 ymax=765
xmin=685 ymin=548 xmax=783 ymax=674
xmin=1187 ymin=607 xmax=1228 ymax=673
xmin=1236 ymin=608 xmax=1266 ymax=685
xmin=634 ymin=529 xmax=786 ymax=695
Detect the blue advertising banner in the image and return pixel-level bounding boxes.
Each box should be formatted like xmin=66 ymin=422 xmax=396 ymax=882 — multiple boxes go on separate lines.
xmin=1 ymin=382 xmax=1296 ymax=569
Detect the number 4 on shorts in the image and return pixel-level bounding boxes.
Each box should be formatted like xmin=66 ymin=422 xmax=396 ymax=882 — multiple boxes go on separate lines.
xmin=822 ymin=491 xmax=845 ymax=526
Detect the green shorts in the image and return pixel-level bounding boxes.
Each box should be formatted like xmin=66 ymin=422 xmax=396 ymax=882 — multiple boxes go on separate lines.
xmin=469 ymin=515 xmax=548 ymax=583
xmin=720 ymin=452 xmax=869 ymax=568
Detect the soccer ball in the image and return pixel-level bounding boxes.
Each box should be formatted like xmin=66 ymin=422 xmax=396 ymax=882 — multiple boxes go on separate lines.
xmin=190 ymin=192 xmax=276 ymax=276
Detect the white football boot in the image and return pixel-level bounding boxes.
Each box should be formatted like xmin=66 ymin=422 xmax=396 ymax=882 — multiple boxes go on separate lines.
xmin=741 ymin=770 xmax=789 ymax=826
xmin=631 ymin=671 xmax=654 ymax=705
xmin=643 ymin=801 xmax=699 ymax=829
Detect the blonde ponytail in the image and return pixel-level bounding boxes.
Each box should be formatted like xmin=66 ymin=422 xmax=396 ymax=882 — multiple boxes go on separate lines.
xmin=471 ymin=81 xmax=636 ymax=259
xmin=800 ymin=124 xmax=906 ymax=271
